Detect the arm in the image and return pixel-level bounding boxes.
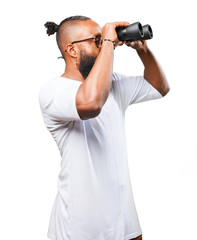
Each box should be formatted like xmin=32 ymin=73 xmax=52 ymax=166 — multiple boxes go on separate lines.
xmin=76 ymin=22 xmax=130 ymax=120
xmin=125 ymin=40 xmax=170 ymax=97
xmin=76 ymin=40 xmax=114 ymax=120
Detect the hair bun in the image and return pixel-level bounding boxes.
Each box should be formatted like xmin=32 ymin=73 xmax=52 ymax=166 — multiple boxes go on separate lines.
xmin=44 ymin=21 xmax=59 ymax=36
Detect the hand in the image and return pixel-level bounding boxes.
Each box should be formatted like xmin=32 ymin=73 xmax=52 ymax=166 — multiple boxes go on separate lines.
xmin=101 ymin=22 xmax=130 ymax=46
xmin=125 ymin=39 xmax=148 ymax=53
xmin=114 ymin=40 xmax=126 ymax=48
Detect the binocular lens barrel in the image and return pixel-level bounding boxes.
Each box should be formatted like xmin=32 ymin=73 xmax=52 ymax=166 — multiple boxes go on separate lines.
xmin=116 ymin=22 xmax=153 ymax=42
xmin=141 ymin=24 xmax=153 ymax=40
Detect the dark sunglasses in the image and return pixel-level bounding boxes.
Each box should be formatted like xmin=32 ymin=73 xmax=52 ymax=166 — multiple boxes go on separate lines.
xmin=65 ymin=35 xmax=103 ymax=52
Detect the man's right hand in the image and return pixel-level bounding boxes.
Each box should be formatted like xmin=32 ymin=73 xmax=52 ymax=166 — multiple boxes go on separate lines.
xmin=101 ymin=21 xmax=130 ymax=48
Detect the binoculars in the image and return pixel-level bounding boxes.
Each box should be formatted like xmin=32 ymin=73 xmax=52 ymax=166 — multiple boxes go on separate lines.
xmin=116 ymin=22 xmax=153 ymax=42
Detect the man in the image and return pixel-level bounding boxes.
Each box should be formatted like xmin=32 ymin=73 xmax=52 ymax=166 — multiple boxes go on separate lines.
xmin=39 ymin=15 xmax=170 ymax=240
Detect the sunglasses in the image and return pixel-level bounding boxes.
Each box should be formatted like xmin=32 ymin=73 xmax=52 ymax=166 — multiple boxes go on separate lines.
xmin=65 ymin=35 xmax=103 ymax=52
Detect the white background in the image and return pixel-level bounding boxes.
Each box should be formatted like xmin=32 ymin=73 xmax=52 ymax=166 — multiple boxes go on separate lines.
xmin=0 ymin=0 xmax=196 ymax=239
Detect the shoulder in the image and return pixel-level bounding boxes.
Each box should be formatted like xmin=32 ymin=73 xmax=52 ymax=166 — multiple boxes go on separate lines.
xmin=39 ymin=77 xmax=70 ymax=109
xmin=112 ymin=72 xmax=141 ymax=81
xmin=111 ymin=72 xmax=123 ymax=89
xmin=39 ymin=77 xmax=79 ymax=98
xmin=112 ymin=72 xmax=123 ymax=82
xmin=112 ymin=72 xmax=137 ymax=85
xmin=38 ymin=77 xmax=82 ymax=108
xmin=39 ymin=77 xmax=71 ymax=93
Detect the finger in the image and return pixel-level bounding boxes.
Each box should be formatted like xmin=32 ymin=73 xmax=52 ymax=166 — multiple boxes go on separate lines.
xmin=130 ymin=41 xmax=135 ymax=47
xmin=114 ymin=42 xmax=122 ymax=48
xmin=131 ymin=41 xmax=140 ymax=47
xmin=136 ymin=40 xmax=142 ymax=47
xmin=124 ymin=40 xmax=134 ymax=45
xmin=117 ymin=41 xmax=124 ymax=46
xmin=114 ymin=21 xmax=130 ymax=27
xmin=126 ymin=41 xmax=137 ymax=48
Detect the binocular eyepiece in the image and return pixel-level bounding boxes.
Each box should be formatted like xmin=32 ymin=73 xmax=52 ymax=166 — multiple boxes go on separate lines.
xmin=116 ymin=22 xmax=153 ymax=42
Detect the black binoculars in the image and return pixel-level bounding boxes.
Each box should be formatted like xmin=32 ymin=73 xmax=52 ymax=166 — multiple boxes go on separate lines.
xmin=116 ymin=22 xmax=153 ymax=42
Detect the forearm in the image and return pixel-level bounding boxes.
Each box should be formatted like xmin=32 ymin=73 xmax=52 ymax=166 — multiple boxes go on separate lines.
xmin=137 ymin=47 xmax=170 ymax=96
xmin=79 ymin=41 xmax=114 ymax=109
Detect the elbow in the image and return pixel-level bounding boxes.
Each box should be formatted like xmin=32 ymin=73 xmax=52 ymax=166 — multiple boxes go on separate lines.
xmin=162 ymin=86 xmax=170 ymax=97
xmin=76 ymin=87 xmax=102 ymax=120
xmin=78 ymin=102 xmax=102 ymax=120
xmin=160 ymin=84 xmax=170 ymax=97
xmin=83 ymin=105 xmax=101 ymax=120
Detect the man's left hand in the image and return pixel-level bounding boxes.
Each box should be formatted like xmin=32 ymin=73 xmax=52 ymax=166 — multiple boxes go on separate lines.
xmin=125 ymin=39 xmax=148 ymax=53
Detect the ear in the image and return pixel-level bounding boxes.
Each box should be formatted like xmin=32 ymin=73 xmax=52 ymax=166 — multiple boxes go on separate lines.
xmin=65 ymin=43 xmax=77 ymax=58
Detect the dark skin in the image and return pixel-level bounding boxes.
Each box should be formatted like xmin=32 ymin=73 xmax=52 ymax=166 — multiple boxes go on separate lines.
xmin=130 ymin=235 xmax=142 ymax=240
xmin=60 ymin=19 xmax=170 ymax=120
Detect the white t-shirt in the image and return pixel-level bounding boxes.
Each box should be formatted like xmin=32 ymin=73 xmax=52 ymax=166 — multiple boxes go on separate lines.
xmin=39 ymin=72 xmax=163 ymax=240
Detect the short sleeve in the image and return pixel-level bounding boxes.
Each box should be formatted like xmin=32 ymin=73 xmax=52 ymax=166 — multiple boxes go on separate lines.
xmin=112 ymin=72 xmax=163 ymax=111
xmin=39 ymin=78 xmax=82 ymax=123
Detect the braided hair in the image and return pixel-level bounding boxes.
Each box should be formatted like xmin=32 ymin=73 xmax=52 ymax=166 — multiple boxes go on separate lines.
xmin=44 ymin=15 xmax=91 ymax=59
xmin=44 ymin=22 xmax=59 ymax=36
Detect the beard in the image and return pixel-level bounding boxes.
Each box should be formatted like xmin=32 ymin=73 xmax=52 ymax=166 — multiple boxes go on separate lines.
xmin=78 ymin=50 xmax=97 ymax=79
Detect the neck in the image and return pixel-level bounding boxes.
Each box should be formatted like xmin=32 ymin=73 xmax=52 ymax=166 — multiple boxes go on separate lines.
xmin=61 ymin=64 xmax=85 ymax=83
